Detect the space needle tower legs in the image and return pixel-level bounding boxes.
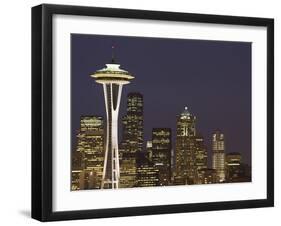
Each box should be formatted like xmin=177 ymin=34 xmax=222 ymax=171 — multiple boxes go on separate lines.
xmin=91 ymin=48 xmax=134 ymax=189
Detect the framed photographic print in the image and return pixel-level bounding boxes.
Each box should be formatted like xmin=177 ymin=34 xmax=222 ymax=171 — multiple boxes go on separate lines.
xmin=32 ymin=4 xmax=274 ymax=221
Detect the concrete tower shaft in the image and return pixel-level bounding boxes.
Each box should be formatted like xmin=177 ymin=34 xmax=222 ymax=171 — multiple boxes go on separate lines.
xmin=91 ymin=61 xmax=134 ymax=189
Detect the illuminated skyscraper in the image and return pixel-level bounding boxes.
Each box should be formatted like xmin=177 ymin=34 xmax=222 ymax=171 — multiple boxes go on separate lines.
xmin=119 ymin=93 xmax=144 ymax=188
xmin=91 ymin=50 xmax=134 ymax=189
xmin=212 ymin=130 xmax=225 ymax=182
xmin=152 ymin=128 xmax=172 ymax=186
xmin=175 ymin=107 xmax=197 ymax=185
xmin=194 ymin=136 xmax=207 ymax=169
xmin=121 ymin=93 xmax=144 ymax=152
xmin=71 ymin=116 xmax=104 ymax=190
xmin=194 ymin=135 xmax=208 ymax=183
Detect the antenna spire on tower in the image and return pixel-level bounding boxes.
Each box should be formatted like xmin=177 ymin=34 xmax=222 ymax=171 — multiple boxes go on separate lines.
xmin=111 ymin=45 xmax=116 ymax=63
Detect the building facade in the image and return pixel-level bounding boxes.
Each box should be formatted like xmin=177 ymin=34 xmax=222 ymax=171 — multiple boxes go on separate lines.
xmin=175 ymin=107 xmax=197 ymax=185
xmin=225 ymin=152 xmax=251 ymax=182
xmin=136 ymin=164 xmax=159 ymax=187
xmin=71 ymin=116 xmax=105 ymax=190
xmin=194 ymin=135 xmax=208 ymax=183
xmin=119 ymin=92 xmax=144 ymax=188
xmin=152 ymin=128 xmax=172 ymax=186
xmin=212 ymin=130 xmax=226 ymax=182
xmin=121 ymin=93 xmax=144 ymax=153
xmin=197 ymin=168 xmax=217 ymax=184
xmin=119 ymin=152 xmax=137 ymax=188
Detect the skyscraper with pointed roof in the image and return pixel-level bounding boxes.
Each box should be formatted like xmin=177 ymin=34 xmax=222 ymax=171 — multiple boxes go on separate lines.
xmin=175 ymin=107 xmax=197 ymax=184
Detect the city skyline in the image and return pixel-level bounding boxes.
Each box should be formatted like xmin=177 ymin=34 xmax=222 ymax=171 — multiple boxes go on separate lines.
xmin=71 ymin=34 xmax=252 ymax=166
xmin=71 ymin=96 xmax=251 ymax=190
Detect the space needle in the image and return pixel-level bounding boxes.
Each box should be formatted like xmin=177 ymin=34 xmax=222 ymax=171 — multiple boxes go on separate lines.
xmin=91 ymin=47 xmax=134 ymax=189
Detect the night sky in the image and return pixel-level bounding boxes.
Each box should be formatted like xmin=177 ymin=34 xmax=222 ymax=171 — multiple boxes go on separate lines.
xmin=71 ymin=34 xmax=252 ymax=166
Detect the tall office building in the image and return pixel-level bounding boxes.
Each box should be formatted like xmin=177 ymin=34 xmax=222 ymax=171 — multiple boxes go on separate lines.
xmin=121 ymin=93 xmax=144 ymax=153
xmin=212 ymin=130 xmax=225 ymax=182
xmin=194 ymin=135 xmax=208 ymax=183
xmin=152 ymin=128 xmax=172 ymax=186
xmin=91 ymin=50 xmax=134 ymax=189
xmin=175 ymin=107 xmax=197 ymax=185
xmin=119 ymin=93 xmax=144 ymax=188
xmin=71 ymin=116 xmax=105 ymax=190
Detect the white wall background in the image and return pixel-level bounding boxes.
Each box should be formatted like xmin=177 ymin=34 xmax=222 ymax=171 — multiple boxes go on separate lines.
xmin=0 ymin=0 xmax=279 ymax=225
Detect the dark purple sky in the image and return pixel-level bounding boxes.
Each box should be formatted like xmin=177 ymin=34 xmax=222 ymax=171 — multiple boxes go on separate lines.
xmin=71 ymin=34 xmax=252 ymax=166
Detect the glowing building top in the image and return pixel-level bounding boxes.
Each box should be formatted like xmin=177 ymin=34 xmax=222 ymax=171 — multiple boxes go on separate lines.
xmin=180 ymin=106 xmax=195 ymax=120
xmin=91 ymin=46 xmax=134 ymax=84
xmin=177 ymin=106 xmax=196 ymax=137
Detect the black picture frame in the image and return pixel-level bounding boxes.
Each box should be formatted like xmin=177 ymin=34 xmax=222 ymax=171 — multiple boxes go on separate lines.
xmin=32 ymin=3 xmax=274 ymax=222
